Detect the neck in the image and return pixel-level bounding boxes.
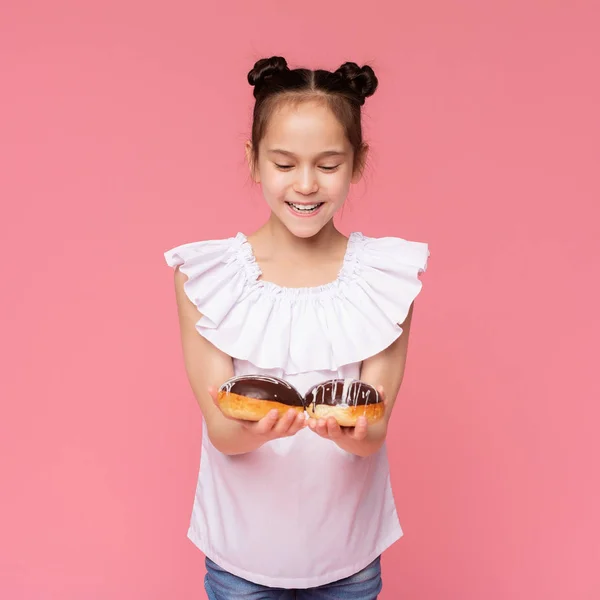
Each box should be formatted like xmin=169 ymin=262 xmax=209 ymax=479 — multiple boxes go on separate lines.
xmin=252 ymin=214 xmax=346 ymax=260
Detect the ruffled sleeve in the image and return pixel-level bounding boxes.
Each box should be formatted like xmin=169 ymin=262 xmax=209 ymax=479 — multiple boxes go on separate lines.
xmin=164 ymin=232 xmax=429 ymax=375
xmin=357 ymin=235 xmax=429 ymax=327
xmin=164 ymin=236 xmax=255 ymax=330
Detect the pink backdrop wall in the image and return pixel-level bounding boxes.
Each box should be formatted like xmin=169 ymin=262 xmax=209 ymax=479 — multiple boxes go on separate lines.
xmin=1 ymin=1 xmax=599 ymax=599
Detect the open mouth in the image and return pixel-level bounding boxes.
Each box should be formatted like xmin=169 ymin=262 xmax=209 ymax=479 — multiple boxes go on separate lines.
xmin=285 ymin=202 xmax=325 ymax=215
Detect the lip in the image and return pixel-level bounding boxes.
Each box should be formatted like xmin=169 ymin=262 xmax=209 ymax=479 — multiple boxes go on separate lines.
xmin=285 ymin=201 xmax=325 ymax=218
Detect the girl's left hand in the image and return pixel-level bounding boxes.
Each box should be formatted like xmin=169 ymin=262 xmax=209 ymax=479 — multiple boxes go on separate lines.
xmin=307 ymin=385 xmax=389 ymax=457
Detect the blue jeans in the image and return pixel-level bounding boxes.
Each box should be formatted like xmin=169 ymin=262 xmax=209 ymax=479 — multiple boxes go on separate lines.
xmin=204 ymin=556 xmax=382 ymax=599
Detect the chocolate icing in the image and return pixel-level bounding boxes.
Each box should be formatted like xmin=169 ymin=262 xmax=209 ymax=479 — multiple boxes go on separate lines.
xmin=219 ymin=375 xmax=305 ymax=407
xmin=219 ymin=375 xmax=380 ymax=409
xmin=306 ymin=379 xmax=380 ymax=408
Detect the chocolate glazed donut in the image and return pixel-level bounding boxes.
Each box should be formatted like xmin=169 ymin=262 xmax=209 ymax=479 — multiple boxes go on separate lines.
xmin=217 ymin=375 xmax=305 ymax=422
xmin=305 ymin=379 xmax=384 ymax=426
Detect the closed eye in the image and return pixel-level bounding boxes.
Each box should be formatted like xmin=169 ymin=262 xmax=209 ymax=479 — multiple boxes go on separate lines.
xmin=274 ymin=163 xmax=341 ymax=172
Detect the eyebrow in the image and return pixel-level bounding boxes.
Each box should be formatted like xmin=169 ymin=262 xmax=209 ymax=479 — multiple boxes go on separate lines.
xmin=267 ymin=149 xmax=347 ymax=158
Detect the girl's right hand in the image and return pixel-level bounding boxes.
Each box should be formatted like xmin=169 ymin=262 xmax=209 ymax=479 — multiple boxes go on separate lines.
xmin=208 ymin=387 xmax=306 ymax=441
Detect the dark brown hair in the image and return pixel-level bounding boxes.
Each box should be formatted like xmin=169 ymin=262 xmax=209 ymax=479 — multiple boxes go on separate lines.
xmin=247 ymin=56 xmax=378 ymax=172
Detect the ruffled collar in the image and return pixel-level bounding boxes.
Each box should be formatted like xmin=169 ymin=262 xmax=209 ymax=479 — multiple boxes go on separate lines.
xmin=231 ymin=232 xmax=364 ymax=297
xmin=164 ymin=232 xmax=428 ymax=373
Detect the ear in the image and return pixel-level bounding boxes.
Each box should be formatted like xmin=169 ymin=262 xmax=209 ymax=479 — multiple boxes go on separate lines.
xmin=351 ymin=143 xmax=369 ymax=184
xmin=245 ymin=141 xmax=260 ymax=183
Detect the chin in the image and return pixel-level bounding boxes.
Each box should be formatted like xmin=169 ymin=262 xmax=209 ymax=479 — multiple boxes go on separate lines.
xmin=281 ymin=218 xmax=330 ymax=239
xmin=272 ymin=204 xmax=338 ymax=239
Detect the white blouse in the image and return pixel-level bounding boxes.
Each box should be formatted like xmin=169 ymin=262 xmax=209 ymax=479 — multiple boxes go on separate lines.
xmin=164 ymin=231 xmax=429 ymax=589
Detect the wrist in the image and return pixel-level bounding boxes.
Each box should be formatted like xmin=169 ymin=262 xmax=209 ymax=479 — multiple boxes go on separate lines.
xmin=368 ymin=419 xmax=388 ymax=445
xmin=207 ymin=420 xmax=268 ymax=456
xmin=339 ymin=420 xmax=388 ymax=457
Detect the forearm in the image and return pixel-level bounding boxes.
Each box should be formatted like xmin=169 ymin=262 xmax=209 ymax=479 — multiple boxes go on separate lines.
xmin=205 ymin=416 xmax=268 ymax=456
xmin=363 ymin=420 xmax=388 ymax=454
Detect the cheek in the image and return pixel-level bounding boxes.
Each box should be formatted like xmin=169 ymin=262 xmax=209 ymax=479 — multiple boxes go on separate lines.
xmin=323 ymin=172 xmax=352 ymax=202
xmin=260 ymin=171 xmax=289 ymax=198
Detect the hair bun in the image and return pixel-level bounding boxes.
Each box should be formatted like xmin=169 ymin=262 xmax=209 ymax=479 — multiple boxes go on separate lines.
xmin=248 ymin=56 xmax=289 ymax=97
xmin=335 ymin=62 xmax=378 ymax=104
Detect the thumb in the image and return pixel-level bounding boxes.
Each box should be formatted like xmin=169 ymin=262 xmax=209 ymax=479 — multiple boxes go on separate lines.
xmin=376 ymin=385 xmax=389 ymax=416
xmin=207 ymin=386 xmax=219 ymax=406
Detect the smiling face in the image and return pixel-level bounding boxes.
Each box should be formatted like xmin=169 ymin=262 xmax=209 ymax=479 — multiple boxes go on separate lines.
xmin=247 ymin=99 xmax=366 ymax=239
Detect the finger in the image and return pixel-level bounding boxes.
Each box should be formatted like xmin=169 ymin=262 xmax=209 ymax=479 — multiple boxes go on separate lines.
xmin=273 ymin=409 xmax=299 ymax=436
xmin=376 ymin=385 xmax=387 ymax=404
xmin=307 ymin=418 xmax=318 ymax=431
xmin=287 ymin=411 xmax=307 ymax=436
xmin=246 ymin=409 xmax=279 ymax=435
xmin=316 ymin=419 xmax=329 ymax=437
xmin=375 ymin=385 xmax=390 ymax=416
xmin=208 ymin=386 xmax=220 ymax=406
xmin=352 ymin=416 xmax=368 ymax=441
xmin=326 ymin=417 xmax=342 ymax=439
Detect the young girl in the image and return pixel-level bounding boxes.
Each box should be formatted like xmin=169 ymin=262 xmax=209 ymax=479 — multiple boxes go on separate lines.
xmin=164 ymin=56 xmax=429 ymax=599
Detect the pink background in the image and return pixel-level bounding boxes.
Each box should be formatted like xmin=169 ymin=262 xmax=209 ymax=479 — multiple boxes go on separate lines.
xmin=1 ymin=1 xmax=599 ymax=599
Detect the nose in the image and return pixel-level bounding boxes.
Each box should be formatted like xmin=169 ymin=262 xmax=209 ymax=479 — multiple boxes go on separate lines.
xmin=293 ymin=166 xmax=319 ymax=195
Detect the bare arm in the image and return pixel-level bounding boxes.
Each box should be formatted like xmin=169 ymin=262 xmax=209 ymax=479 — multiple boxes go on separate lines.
xmin=173 ymin=267 xmax=304 ymax=455
xmin=359 ymin=302 xmax=415 ymax=424
xmin=307 ymin=304 xmax=415 ymax=457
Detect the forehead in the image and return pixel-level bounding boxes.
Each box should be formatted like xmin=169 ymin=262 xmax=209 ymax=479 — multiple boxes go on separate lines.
xmin=261 ymin=99 xmax=349 ymax=153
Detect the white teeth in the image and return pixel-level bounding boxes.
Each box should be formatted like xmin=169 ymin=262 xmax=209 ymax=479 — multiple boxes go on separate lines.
xmin=288 ymin=203 xmax=322 ymax=212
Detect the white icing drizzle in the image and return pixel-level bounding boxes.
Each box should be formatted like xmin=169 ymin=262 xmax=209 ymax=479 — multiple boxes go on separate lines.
xmin=308 ymin=378 xmax=378 ymax=410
